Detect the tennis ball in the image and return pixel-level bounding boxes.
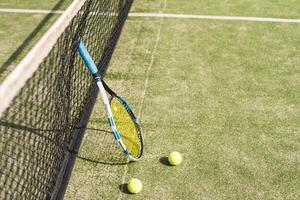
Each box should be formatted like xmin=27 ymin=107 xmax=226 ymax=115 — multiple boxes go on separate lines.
xmin=127 ymin=178 xmax=142 ymax=194
xmin=168 ymin=151 xmax=182 ymax=166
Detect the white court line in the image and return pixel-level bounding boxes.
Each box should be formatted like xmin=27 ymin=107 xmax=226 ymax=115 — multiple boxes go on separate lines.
xmin=0 ymin=8 xmax=300 ymax=23
xmin=0 ymin=8 xmax=64 ymax=14
xmin=117 ymin=0 xmax=167 ymax=198
xmin=130 ymin=13 xmax=300 ymax=23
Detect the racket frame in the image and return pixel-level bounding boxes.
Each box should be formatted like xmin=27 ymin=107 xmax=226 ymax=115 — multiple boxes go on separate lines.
xmin=77 ymin=39 xmax=143 ymax=161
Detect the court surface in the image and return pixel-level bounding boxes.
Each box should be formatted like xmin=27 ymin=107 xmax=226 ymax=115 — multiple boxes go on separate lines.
xmin=0 ymin=0 xmax=299 ymax=199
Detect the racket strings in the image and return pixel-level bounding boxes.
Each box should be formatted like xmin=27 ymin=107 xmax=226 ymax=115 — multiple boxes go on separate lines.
xmin=111 ymin=98 xmax=142 ymax=158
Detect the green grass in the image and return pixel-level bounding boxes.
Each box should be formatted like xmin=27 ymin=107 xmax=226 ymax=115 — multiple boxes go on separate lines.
xmin=2 ymin=0 xmax=300 ymax=18
xmin=133 ymin=19 xmax=300 ymax=200
xmin=65 ymin=13 xmax=300 ymax=200
xmin=0 ymin=0 xmax=299 ymax=199
xmin=131 ymin=0 xmax=300 ymax=18
xmin=0 ymin=0 xmax=72 ymax=10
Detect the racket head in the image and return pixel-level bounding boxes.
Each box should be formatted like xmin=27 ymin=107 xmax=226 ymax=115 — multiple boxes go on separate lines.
xmin=110 ymin=96 xmax=144 ymax=160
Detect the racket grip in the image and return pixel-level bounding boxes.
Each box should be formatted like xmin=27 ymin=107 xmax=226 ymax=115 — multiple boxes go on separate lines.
xmin=77 ymin=40 xmax=98 ymax=75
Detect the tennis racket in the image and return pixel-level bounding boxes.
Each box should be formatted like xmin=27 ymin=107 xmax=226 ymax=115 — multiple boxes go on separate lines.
xmin=77 ymin=39 xmax=144 ymax=161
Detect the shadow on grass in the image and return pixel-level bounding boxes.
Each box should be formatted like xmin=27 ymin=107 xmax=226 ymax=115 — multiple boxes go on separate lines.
xmin=159 ymin=156 xmax=172 ymax=166
xmin=77 ymin=126 xmax=136 ymax=165
xmin=119 ymin=183 xmax=132 ymax=195
xmin=77 ymin=155 xmax=134 ymax=166
xmin=85 ymin=127 xmax=111 ymax=134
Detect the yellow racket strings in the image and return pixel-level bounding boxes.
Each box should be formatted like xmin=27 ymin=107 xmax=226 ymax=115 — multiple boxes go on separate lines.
xmin=111 ymin=98 xmax=141 ymax=158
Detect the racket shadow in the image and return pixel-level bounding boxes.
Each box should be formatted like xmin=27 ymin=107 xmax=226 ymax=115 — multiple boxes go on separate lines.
xmin=76 ymin=155 xmax=131 ymax=166
xmin=77 ymin=127 xmax=130 ymax=165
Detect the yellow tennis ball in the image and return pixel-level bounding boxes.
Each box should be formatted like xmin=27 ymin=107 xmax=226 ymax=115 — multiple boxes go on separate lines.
xmin=168 ymin=151 xmax=182 ymax=166
xmin=127 ymin=178 xmax=142 ymax=194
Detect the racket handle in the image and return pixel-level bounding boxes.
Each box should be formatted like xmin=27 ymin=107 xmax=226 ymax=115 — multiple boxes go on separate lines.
xmin=78 ymin=40 xmax=98 ymax=75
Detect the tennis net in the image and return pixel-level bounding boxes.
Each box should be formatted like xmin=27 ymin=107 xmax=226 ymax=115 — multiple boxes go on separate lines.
xmin=0 ymin=0 xmax=133 ymax=199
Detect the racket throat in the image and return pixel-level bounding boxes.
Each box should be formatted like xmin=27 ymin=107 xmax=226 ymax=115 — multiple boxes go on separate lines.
xmin=117 ymin=139 xmax=129 ymax=155
xmin=96 ymin=81 xmax=112 ymax=113
xmin=111 ymin=129 xmax=128 ymax=155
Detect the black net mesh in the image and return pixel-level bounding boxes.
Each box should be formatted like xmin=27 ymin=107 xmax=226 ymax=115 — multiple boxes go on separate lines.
xmin=0 ymin=0 xmax=132 ymax=199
